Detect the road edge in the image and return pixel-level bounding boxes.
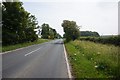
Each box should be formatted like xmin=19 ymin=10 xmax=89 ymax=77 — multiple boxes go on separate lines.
xmin=0 ymin=41 xmax=50 ymax=55
xmin=63 ymin=44 xmax=72 ymax=78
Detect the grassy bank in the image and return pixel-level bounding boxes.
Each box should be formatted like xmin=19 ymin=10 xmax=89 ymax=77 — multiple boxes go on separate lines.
xmin=65 ymin=40 xmax=119 ymax=78
xmin=2 ymin=39 xmax=50 ymax=52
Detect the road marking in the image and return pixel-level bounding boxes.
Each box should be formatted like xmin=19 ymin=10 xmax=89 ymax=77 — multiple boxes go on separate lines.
xmin=63 ymin=44 xmax=72 ymax=78
xmin=24 ymin=47 xmax=41 ymax=56
xmin=1 ymin=45 xmax=38 ymax=55
xmin=1 ymin=41 xmax=50 ymax=55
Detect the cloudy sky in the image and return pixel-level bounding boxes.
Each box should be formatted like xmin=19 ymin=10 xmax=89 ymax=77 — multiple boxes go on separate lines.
xmin=22 ymin=0 xmax=119 ymax=36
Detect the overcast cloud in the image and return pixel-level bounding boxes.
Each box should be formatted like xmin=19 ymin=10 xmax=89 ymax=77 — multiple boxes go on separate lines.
xmin=23 ymin=0 xmax=119 ymax=36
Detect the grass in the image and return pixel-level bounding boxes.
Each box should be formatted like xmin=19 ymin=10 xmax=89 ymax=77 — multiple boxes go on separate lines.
xmin=2 ymin=39 xmax=50 ymax=52
xmin=65 ymin=40 xmax=119 ymax=79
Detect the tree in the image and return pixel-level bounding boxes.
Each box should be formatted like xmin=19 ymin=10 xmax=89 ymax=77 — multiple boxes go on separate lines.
xmin=41 ymin=23 xmax=50 ymax=39
xmin=2 ymin=2 xmax=38 ymax=45
xmin=48 ymin=28 xmax=54 ymax=39
xmin=41 ymin=23 xmax=60 ymax=39
xmin=56 ymin=33 xmax=62 ymax=39
xmin=52 ymin=29 xmax=57 ymax=38
xmin=61 ymin=20 xmax=80 ymax=42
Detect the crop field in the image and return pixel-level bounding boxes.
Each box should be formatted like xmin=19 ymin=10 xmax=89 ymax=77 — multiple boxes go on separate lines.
xmin=65 ymin=40 xmax=119 ymax=78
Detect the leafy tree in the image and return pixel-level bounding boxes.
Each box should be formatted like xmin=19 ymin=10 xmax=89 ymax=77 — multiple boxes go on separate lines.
xmin=61 ymin=20 xmax=80 ymax=42
xmin=41 ymin=23 xmax=50 ymax=39
xmin=2 ymin=2 xmax=38 ymax=45
xmin=41 ymin=23 xmax=61 ymax=39
xmin=49 ymin=28 xmax=55 ymax=39
xmin=56 ymin=33 xmax=62 ymax=39
xmin=52 ymin=29 xmax=57 ymax=38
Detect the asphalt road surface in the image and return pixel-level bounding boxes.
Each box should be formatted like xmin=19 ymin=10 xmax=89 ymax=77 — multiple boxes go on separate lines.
xmin=2 ymin=39 xmax=69 ymax=78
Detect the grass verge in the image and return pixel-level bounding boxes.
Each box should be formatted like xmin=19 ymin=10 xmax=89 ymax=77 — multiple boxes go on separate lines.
xmin=2 ymin=39 xmax=50 ymax=52
xmin=65 ymin=40 xmax=119 ymax=78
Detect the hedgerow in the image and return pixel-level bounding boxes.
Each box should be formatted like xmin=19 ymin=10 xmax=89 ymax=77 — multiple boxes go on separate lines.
xmin=79 ymin=35 xmax=120 ymax=46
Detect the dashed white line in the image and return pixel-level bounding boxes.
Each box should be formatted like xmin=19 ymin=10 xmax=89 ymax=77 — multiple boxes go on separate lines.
xmin=63 ymin=44 xmax=72 ymax=78
xmin=24 ymin=47 xmax=41 ymax=56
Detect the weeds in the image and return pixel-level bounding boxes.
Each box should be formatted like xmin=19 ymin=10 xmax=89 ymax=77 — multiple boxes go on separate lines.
xmin=65 ymin=40 xmax=119 ymax=78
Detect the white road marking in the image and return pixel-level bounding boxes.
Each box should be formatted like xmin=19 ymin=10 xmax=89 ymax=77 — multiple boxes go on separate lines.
xmin=1 ymin=41 xmax=52 ymax=55
xmin=63 ymin=44 xmax=72 ymax=78
xmin=1 ymin=45 xmax=37 ymax=55
xmin=24 ymin=47 xmax=41 ymax=56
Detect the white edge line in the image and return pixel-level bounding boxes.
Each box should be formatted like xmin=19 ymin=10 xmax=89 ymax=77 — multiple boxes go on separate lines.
xmin=63 ymin=44 xmax=72 ymax=78
xmin=24 ymin=47 xmax=41 ymax=56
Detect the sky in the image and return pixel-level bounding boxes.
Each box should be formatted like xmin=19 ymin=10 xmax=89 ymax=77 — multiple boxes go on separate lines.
xmin=22 ymin=0 xmax=119 ymax=36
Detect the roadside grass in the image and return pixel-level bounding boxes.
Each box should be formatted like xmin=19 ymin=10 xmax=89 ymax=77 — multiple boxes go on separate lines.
xmin=65 ymin=40 xmax=119 ymax=78
xmin=2 ymin=39 xmax=50 ymax=52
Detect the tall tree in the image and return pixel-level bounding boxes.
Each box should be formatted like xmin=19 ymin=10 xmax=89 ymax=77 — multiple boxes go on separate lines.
xmin=41 ymin=23 xmax=49 ymax=39
xmin=2 ymin=2 xmax=38 ymax=45
xmin=61 ymin=20 xmax=80 ymax=42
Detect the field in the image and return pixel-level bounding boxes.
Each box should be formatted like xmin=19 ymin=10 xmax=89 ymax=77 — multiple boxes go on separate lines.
xmin=65 ymin=40 xmax=119 ymax=78
xmin=2 ymin=39 xmax=50 ymax=52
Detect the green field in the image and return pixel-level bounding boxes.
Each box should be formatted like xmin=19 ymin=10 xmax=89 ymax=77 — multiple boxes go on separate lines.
xmin=65 ymin=40 xmax=119 ymax=78
xmin=2 ymin=39 xmax=50 ymax=52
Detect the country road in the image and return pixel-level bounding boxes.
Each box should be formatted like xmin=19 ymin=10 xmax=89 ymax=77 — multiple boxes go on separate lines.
xmin=2 ymin=39 xmax=70 ymax=78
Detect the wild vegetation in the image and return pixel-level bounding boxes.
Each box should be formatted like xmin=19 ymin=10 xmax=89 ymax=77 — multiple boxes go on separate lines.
xmin=61 ymin=19 xmax=119 ymax=78
xmin=65 ymin=40 xmax=119 ymax=79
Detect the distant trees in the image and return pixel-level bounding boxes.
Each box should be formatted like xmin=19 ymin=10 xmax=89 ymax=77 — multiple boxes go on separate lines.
xmin=2 ymin=2 xmax=38 ymax=45
xmin=80 ymin=31 xmax=100 ymax=37
xmin=61 ymin=20 xmax=80 ymax=42
xmin=41 ymin=23 xmax=61 ymax=39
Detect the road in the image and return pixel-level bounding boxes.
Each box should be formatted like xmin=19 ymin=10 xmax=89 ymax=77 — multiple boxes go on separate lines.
xmin=2 ymin=39 xmax=69 ymax=78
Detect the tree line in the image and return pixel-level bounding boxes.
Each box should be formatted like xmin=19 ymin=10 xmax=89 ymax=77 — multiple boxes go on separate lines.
xmin=41 ymin=23 xmax=61 ymax=39
xmin=80 ymin=31 xmax=100 ymax=37
xmin=2 ymin=2 xmax=39 ymax=46
xmin=2 ymin=2 xmax=61 ymax=46
xmin=79 ymin=36 xmax=120 ymax=46
xmin=2 ymin=1 xmax=102 ymax=45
